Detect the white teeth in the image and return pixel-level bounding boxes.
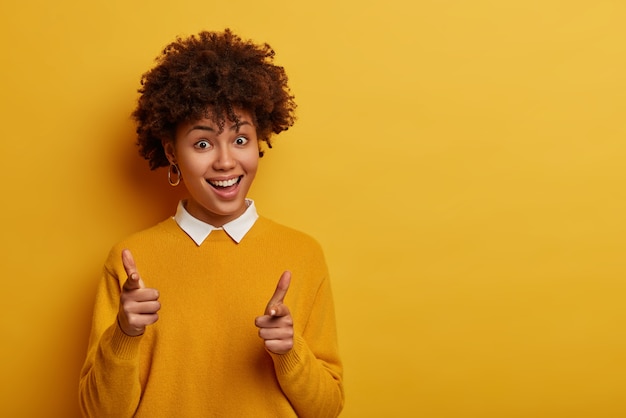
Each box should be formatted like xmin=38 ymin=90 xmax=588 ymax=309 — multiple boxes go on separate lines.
xmin=209 ymin=177 xmax=239 ymax=187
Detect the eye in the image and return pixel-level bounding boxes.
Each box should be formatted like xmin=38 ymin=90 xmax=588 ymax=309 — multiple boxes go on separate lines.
xmin=194 ymin=140 xmax=211 ymax=150
xmin=234 ymin=136 xmax=249 ymax=146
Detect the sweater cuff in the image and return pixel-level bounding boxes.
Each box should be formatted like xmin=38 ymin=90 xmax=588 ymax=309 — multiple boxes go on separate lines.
xmin=269 ymin=334 xmax=306 ymax=377
xmin=106 ymin=323 xmax=143 ymax=361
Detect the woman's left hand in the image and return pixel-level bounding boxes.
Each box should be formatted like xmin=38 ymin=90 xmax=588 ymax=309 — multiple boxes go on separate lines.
xmin=255 ymin=271 xmax=294 ymax=354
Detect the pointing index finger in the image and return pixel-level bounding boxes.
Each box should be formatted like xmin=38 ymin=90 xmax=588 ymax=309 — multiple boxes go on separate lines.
xmin=265 ymin=271 xmax=291 ymax=316
xmin=121 ymin=249 xmax=143 ymax=290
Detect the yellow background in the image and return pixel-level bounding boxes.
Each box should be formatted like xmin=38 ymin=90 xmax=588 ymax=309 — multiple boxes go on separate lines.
xmin=1 ymin=1 xmax=625 ymax=417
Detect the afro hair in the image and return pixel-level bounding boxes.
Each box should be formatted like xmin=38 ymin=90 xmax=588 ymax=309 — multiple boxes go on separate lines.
xmin=132 ymin=29 xmax=297 ymax=169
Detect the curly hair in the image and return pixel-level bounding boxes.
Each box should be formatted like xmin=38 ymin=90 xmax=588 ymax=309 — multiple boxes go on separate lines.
xmin=132 ymin=29 xmax=297 ymax=169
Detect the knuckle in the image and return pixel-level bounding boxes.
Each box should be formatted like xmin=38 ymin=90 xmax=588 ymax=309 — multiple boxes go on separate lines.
xmin=121 ymin=301 xmax=139 ymax=317
xmin=121 ymin=304 xmax=132 ymax=316
xmin=126 ymin=313 xmax=139 ymax=326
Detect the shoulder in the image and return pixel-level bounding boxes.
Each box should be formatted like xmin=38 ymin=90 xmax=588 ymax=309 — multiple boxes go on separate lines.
xmin=104 ymin=218 xmax=183 ymax=264
xmin=115 ymin=217 xmax=181 ymax=246
xmin=252 ymin=216 xmax=324 ymax=251
xmin=250 ymin=217 xmax=331 ymax=288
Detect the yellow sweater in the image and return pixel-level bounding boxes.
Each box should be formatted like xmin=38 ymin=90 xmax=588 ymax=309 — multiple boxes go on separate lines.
xmin=79 ymin=216 xmax=344 ymax=417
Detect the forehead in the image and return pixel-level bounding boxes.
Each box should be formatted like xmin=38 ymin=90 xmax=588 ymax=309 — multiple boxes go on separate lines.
xmin=176 ymin=107 xmax=255 ymax=138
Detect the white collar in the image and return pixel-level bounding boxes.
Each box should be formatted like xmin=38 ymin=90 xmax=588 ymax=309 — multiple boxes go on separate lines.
xmin=173 ymin=199 xmax=259 ymax=245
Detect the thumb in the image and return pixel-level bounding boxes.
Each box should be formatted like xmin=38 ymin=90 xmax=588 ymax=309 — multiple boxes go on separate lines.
xmin=265 ymin=271 xmax=291 ymax=316
xmin=121 ymin=249 xmax=145 ymax=290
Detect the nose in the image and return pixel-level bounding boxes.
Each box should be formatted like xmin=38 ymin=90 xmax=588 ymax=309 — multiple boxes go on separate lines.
xmin=213 ymin=146 xmax=236 ymax=170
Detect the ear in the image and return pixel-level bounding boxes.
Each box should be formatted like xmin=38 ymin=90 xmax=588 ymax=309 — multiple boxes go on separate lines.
xmin=162 ymin=140 xmax=176 ymax=164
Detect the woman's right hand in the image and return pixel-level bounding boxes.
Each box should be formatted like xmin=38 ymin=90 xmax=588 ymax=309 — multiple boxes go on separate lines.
xmin=118 ymin=249 xmax=161 ymax=336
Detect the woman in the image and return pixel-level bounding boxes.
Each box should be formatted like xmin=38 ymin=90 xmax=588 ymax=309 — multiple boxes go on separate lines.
xmin=79 ymin=29 xmax=344 ymax=418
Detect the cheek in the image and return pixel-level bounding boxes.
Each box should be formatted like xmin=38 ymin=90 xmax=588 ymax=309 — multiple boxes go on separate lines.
xmin=243 ymin=154 xmax=259 ymax=175
xmin=178 ymin=157 xmax=208 ymax=179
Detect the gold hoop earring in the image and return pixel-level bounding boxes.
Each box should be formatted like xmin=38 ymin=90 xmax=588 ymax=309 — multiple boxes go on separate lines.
xmin=168 ymin=164 xmax=181 ymax=186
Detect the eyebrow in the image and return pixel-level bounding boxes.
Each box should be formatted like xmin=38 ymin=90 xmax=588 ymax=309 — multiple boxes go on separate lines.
xmin=187 ymin=120 xmax=252 ymax=134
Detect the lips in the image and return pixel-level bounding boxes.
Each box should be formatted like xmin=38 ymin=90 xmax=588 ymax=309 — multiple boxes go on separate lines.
xmin=207 ymin=176 xmax=242 ymax=189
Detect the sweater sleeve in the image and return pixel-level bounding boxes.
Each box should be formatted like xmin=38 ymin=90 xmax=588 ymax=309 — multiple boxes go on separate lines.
xmin=78 ymin=256 xmax=144 ymax=418
xmin=269 ymin=274 xmax=345 ymax=418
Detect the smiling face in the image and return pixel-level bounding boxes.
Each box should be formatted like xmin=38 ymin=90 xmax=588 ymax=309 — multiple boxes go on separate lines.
xmin=164 ymin=109 xmax=259 ymax=227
